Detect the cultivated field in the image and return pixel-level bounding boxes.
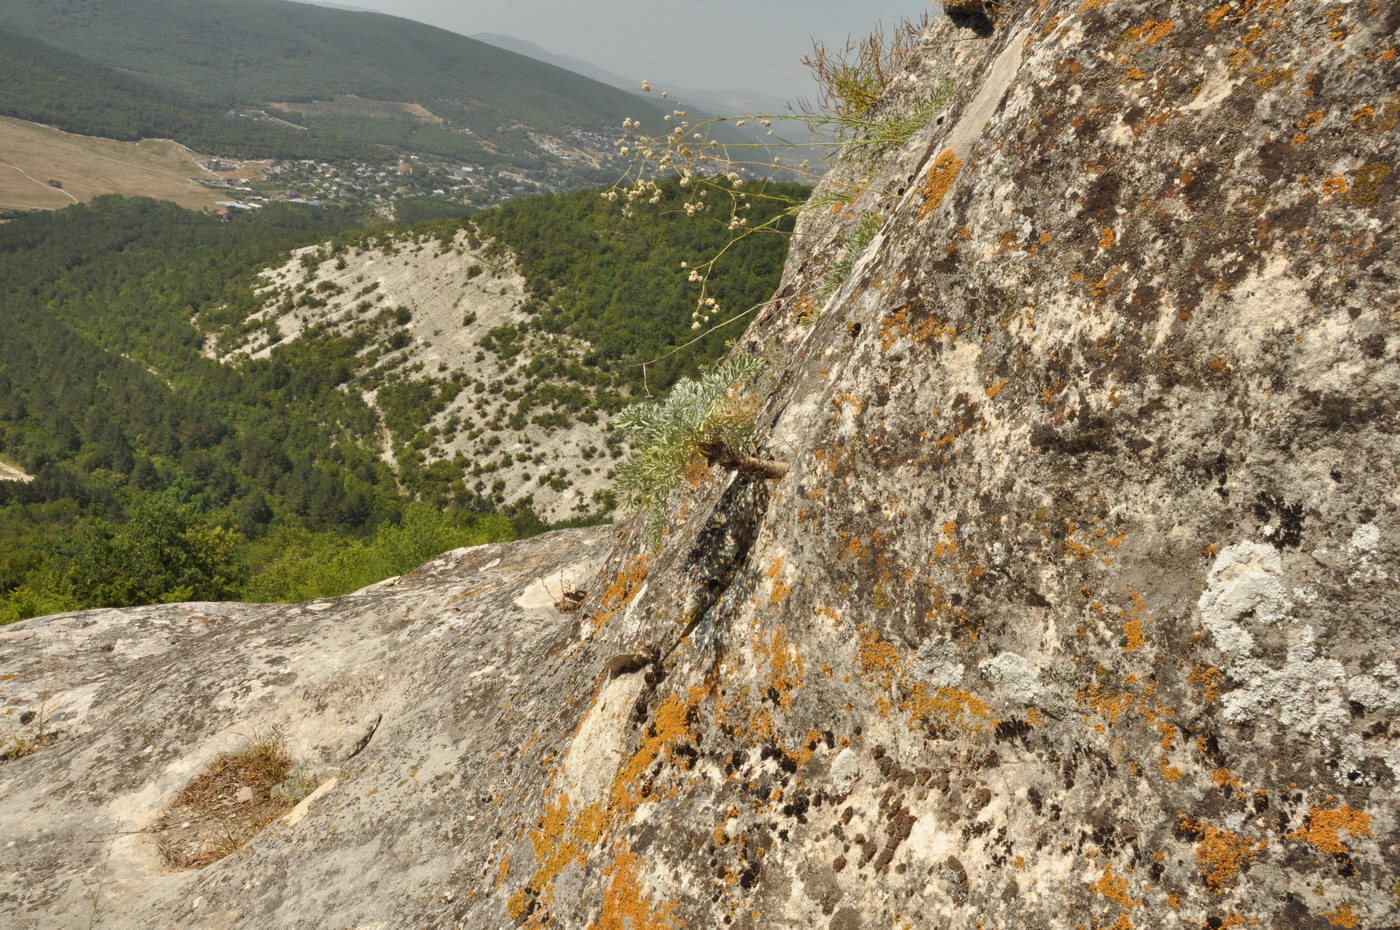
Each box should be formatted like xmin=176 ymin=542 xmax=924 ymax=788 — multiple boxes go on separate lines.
xmin=268 ymin=95 xmax=444 ymax=124
xmin=0 ymin=117 xmax=261 ymax=211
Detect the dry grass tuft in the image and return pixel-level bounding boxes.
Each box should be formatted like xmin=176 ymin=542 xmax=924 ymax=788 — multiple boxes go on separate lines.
xmin=154 ymin=729 xmax=318 ymax=870
xmin=799 ymin=13 xmax=931 ymax=124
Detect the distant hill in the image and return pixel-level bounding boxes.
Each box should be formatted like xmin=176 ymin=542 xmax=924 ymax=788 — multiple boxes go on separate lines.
xmin=472 ymin=32 xmax=640 ymax=94
xmin=0 ymin=0 xmax=664 ymax=171
xmin=0 ymin=27 xmax=367 ymax=161
xmin=471 ymin=31 xmax=822 ymax=167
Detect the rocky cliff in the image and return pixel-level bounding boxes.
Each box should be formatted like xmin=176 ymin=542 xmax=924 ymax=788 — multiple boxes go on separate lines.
xmin=2 ymin=2 xmax=1397 ymax=928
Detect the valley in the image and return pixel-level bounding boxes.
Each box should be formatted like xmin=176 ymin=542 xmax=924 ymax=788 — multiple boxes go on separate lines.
xmin=0 ymin=0 xmax=661 ymax=194
xmin=0 ymin=116 xmax=263 ymax=211
xmin=0 ymin=0 xmax=808 ymax=624
xmin=0 ymin=178 xmax=799 ymax=620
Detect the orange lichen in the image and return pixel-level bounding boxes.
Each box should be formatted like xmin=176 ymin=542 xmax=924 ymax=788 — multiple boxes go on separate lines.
xmin=879 ymin=307 xmax=957 ymax=351
xmin=832 ymin=392 xmax=867 ymax=415
xmin=857 ymin=624 xmax=902 ymax=684
xmin=1157 ymin=758 xmax=1183 ymax=782
xmin=1256 ymin=68 xmax=1294 ymax=89
xmin=1078 ymin=678 xmax=1176 ymax=751
xmin=918 ymin=149 xmax=964 ymax=217
xmin=1188 ymin=665 xmax=1225 ymax=703
xmin=1125 ymin=20 xmax=1174 ymax=47
xmin=755 ymin=626 xmax=805 ymax=709
xmin=792 ymin=293 xmax=817 ymax=323
xmin=1288 ymin=804 xmax=1373 ymax=855
xmin=594 ymin=554 xmax=651 ymax=629
xmin=1325 ymin=906 xmax=1360 ymax=928
xmin=1092 ymin=863 xmax=1142 ymax=908
xmin=1325 ymin=7 xmax=1349 ymax=45
xmin=1099 ymin=226 xmax=1116 ymax=249
xmin=682 ymin=460 xmax=709 ymax=489
xmin=1192 ymin=823 xmax=1266 ymax=891
xmin=904 ymin=682 xmax=994 ymax=734
xmin=589 ymin=846 xmax=682 ymax=930
xmin=1065 ymin=537 xmax=1096 ymax=561
xmin=986 ymin=379 xmax=1007 ymax=398
xmin=1211 ymin=768 xmax=1242 ymax=792
xmin=766 ymin=558 xmax=793 ymax=607
xmin=507 ymin=889 xmax=528 ymax=921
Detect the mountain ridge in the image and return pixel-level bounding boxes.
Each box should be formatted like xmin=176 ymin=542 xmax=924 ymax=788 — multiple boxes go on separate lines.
xmin=0 ymin=0 xmax=663 ymax=176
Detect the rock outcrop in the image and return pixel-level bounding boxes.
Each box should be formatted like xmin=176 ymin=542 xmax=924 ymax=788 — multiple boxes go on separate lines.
xmin=3 ymin=2 xmax=1397 ymax=928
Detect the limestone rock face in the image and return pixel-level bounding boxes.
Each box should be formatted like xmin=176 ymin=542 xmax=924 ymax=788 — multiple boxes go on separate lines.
xmin=3 ymin=2 xmax=1397 ymax=928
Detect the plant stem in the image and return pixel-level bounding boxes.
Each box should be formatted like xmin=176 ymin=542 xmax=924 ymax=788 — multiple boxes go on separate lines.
xmin=698 ymin=440 xmax=788 ymax=479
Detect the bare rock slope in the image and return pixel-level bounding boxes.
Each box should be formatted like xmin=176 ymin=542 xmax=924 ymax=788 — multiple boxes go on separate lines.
xmin=3 ymin=2 xmax=1398 ymax=928
xmin=209 ymin=229 xmax=616 ymax=522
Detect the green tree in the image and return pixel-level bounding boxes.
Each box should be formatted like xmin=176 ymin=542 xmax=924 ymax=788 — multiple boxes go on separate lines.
xmin=65 ymin=497 xmax=244 ymax=608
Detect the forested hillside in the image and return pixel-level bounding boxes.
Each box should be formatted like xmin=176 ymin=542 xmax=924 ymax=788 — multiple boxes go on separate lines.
xmin=0 ymin=28 xmax=372 ymax=161
xmin=474 ymin=179 xmax=810 ymax=393
xmin=0 ymin=0 xmax=663 ymax=172
xmin=0 ymin=197 xmax=513 ymax=618
xmin=0 ymin=180 xmax=802 ymax=621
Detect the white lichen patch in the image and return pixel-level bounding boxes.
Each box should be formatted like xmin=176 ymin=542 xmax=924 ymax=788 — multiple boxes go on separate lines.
xmin=1197 ymin=542 xmax=1288 ymax=657
xmin=1346 ymin=523 xmax=1389 ymax=584
xmin=914 ymin=639 xmax=965 ymax=689
xmin=828 ymin=748 xmax=861 ymax=797
xmin=1220 ymin=625 xmax=1347 ymax=727
xmin=978 ymin=652 xmax=1043 ymax=704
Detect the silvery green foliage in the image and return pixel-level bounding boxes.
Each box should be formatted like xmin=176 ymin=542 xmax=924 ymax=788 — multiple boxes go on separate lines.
xmin=615 ymin=354 xmax=765 ymax=542
xmin=270 ymin=761 xmax=318 ymax=804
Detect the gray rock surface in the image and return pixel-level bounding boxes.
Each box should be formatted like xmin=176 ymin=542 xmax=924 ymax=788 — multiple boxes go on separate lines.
xmin=3 ymin=1 xmax=1397 ymax=927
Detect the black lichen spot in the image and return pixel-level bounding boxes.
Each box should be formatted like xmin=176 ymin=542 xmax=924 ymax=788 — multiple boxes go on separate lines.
xmin=1253 ymin=492 xmax=1304 ymax=548
xmin=996 ymin=718 xmax=1033 ymax=742
xmin=944 ymin=1 xmax=995 ymax=37
xmin=1359 ymin=333 xmax=1387 ymax=359
xmin=1029 ymin=419 xmax=1110 ymax=455
xmin=780 ymin=792 xmax=811 ymax=823
xmin=1082 ymin=170 xmax=1121 ymax=217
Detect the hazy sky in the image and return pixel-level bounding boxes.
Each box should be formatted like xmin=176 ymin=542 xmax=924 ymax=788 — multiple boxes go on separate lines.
xmin=336 ymin=0 xmax=938 ymax=102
